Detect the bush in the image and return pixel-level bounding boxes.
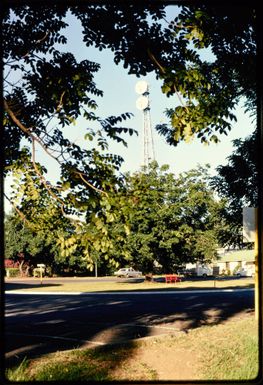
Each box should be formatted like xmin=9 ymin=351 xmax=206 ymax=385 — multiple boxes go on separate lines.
xmin=6 ymin=268 xmax=20 ymax=278
xmin=233 ymin=265 xmax=241 ymax=275
xmin=221 ymin=269 xmax=231 ymax=276
xmin=5 ymin=259 xmax=19 ymax=268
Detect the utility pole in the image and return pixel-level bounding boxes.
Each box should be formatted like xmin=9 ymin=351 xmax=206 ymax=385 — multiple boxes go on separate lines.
xmin=243 ymin=207 xmax=259 ymax=321
xmin=254 ymin=209 xmax=259 ymax=321
xmin=94 ymin=260 xmax=98 ymax=278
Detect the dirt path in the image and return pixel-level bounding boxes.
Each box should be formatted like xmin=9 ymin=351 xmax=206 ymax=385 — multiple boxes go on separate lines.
xmin=134 ymin=345 xmax=200 ymax=380
xmin=110 ymin=334 xmax=202 ymax=381
xmin=110 ymin=313 xmax=255 ymax=381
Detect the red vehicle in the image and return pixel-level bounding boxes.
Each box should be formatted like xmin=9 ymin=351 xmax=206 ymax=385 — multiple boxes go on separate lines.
xmin=165 ymin=274 xmax=182 ymax=283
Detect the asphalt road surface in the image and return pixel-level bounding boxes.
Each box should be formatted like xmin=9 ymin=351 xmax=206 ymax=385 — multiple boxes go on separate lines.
xmin=5 ymin=290 xmax=254 ymax=365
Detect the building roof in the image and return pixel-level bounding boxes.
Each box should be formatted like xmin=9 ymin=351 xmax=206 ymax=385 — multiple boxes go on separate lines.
xmin=217 ymin=249 xmax=255 ymax=263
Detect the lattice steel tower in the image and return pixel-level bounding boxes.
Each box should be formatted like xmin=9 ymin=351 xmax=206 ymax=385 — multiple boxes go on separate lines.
xmin=135 ymin=80 xmax=155 ymax=168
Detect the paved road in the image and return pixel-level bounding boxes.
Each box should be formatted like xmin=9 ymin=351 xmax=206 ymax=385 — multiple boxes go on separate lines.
xmin=5 ymin=289 xmax=254 ymax=365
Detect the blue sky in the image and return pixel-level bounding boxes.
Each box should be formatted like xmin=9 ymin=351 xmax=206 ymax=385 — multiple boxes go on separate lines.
xmin=4 ymin=7 xmax=255 ymax=212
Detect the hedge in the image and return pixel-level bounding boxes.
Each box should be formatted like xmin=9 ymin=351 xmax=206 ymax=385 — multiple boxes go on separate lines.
xmin=6 ymin=268 xmax=20 ymax=278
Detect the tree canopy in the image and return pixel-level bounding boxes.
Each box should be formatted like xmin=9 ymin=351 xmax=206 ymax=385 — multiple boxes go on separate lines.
xmin=72 ymin=3 xmax=257 ymax=144
xmin=3 ymin=3 xmax=258 ymax=269
xmin=5 ymin=163 xmax=227 ymax=275
xmin=108 ymin=163 xmax=225 ymax=273
xmin=4 ymin=209 xmax=90 ymax=276
xmin=4 ymin=3 xmax=257 ymax=169
xmin=211 ymin=130 xmax=258 ymax=248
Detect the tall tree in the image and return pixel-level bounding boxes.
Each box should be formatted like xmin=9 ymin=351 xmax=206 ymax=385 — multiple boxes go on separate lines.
xmin=3 ymin=5 xmax=137 ymax=201
xmin=211 ymin=131 xmax=258 ymax=247
xmin=105 ymin=163 xmax=225 ymax=273
xmin=4 ymin=209 xmax=91 ymax=276
xmin=3 ymin=4 xmax=138 ymax=265
xmin=5 ymin=211 xmax=57 ymax=275
xmin=3 ymin=3 xmax=258 ymax=268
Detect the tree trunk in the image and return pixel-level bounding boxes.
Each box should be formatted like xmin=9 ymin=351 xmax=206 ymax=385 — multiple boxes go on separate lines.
xmin=18 ymin=260 xmax=24 ymax=277
xmin=25 ymin=265 xmax=30 ymax=277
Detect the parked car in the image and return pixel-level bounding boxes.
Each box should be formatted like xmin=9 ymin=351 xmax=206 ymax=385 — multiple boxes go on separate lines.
xmin=196 ymin=265 xmax=213 ymax=277
xmin=178 ymin=265 xmax=213 ymax=278
xmin=177 ymin=269 xmax=194 ymax=277
xmin=234 ymin=266 xmax=255 ymax=278
xmin=114 ymin=267 xmax=142 ymax=278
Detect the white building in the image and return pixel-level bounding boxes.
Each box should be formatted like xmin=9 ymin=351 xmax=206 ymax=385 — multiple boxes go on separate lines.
xmin=214 ymin=249 xmax=255 ymax=275
xmin=185 ymin=249 xmax=255 ymax=276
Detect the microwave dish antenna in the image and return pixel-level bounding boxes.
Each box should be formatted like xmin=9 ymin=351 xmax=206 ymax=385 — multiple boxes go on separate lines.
xmin=135 ymin=80 xmax=148 ymax=94
xmin=136 ymin=95 xmax=149 ymax=111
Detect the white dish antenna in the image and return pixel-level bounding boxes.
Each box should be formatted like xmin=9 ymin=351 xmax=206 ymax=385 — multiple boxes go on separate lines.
xmin=136 ymin=95 xmax=149 ymax=110
xmin=135 ymin=80 xmax=148 ymax=94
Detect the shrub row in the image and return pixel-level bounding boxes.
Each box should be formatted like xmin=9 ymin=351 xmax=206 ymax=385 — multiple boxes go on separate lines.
xmin=6 ymin=268 xmax=20 ymax=278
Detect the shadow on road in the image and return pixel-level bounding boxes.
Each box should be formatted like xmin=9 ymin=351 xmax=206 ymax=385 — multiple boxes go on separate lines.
xmin=4 ymin=290 xmax=255 ymax=380
xmin=5 ymin=282 xmax=61 ymax=291
xmin=101 ymin=284 xmax=255 ymax=292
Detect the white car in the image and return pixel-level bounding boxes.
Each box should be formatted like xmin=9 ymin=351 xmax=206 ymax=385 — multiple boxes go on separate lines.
xmin=235 ymin=267 xmax=255 ymax=277
xmin=114 ymin=267 xmax=142 ymax=278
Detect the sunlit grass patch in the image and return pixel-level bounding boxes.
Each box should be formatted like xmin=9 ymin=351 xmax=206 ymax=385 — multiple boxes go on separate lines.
xmin=6 ymin=349 xmax=112 ymax=382
xmin=5 ymin=357 xmax=29 ymax=382
xmin=5 ymin=343 xmax=141 ymax=382
xmin=6 ymin=277 xmax=254 ymax=293
xmin=199 ymin=317 xmax=259 ymax=380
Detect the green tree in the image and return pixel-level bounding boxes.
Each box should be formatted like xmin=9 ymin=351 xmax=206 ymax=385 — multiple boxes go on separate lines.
xmin=4 ymin=211 xmax=58 ymax=276
xmin=73 ymin=4 xmax=257 ymax=144
xmin=3 ymin=4 xmax=138 ymax=266
xmin=3 ymin=4 xmax=257 ymax=269
xmin=154 ymin=5 xmax=257 ymax=145
xmin=211 ymin=131 xmax=258 ymax=247
xmin=4 ymin=203 xmax=91 ymax=276
xmin=105 ymin=163 xmax=225 ymax=273
xmin=4 ymin=3 xmax=257 ymax=178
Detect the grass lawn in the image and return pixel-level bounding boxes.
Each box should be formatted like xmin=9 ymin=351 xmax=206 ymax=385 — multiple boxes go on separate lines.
xmin=6 ymin=314 xmax=259 ymax=381
xmin=5 ymin=276 xmax=255 ymax=293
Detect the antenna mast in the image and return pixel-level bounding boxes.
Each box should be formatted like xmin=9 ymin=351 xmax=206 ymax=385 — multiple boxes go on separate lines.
xmin=135 ymin=81 xmax=155 ymax=168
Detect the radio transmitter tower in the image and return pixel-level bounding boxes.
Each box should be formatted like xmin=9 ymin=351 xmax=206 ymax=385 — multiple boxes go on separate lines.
xmin=135 ymin=80 xmax=155 ymax=168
